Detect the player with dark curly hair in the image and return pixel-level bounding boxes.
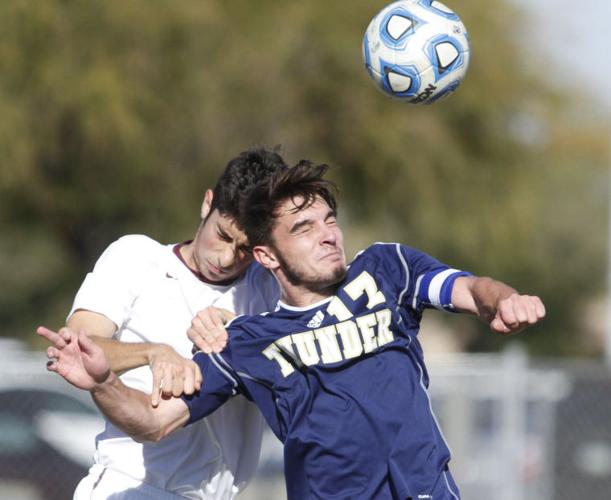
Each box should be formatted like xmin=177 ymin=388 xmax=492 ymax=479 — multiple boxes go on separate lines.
xmin=46 ymin=148 xmax=285 ymax=499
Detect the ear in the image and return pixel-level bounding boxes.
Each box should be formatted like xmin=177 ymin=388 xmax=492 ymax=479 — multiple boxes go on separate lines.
xmin=252 ymin=245 xmax=280 ymax=272
xmin=201 ymin=189 xmax=214 ymax=220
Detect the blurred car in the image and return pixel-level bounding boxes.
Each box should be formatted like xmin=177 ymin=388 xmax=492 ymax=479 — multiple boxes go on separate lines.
xmin=0 ymin=339 xmax=104 ymax=500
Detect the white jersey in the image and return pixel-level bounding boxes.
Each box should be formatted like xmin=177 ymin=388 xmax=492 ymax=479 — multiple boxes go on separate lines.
xmin=69 ymin=235 xmax=279 ymax=499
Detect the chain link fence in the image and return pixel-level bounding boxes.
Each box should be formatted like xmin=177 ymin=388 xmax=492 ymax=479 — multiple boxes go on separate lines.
xmin=2 ymin=340 xmax=611 ymax=500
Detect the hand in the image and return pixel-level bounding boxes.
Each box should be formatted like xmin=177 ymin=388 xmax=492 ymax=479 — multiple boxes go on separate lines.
xmin=490 ymin=294 xmax=546 ymax=335
xmin=148 ymin=345 xmax=203 ymax=407
xmin=37 ymin=326 xmax=111 ymax=390
xmin=187 ymin=307 xmax=235 ymax=354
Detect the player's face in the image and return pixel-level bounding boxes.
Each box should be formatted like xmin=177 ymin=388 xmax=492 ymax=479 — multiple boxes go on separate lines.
xmin=191 ymin=193 xmax=252 ymax=284
xmin=267 ymin=197 xmax=346 ymax=291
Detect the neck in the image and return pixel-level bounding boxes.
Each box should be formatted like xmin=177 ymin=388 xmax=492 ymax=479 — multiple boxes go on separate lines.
xmin=179 ymin=240 xmax=199 ymax=273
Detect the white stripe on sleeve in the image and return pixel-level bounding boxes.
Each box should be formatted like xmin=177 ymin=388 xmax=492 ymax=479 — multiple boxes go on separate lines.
xmin=427 ymin=268 xmax=461 ymax=308
xmin=210 ymin=354 xmax=239 ymax=395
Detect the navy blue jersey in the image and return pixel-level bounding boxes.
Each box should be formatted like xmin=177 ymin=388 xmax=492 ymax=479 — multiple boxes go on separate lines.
xmin=184 ymin=243 xmax=470 ymax=500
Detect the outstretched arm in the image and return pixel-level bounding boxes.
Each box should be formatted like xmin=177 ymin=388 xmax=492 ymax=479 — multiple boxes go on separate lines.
xmin=451 ymin=276 xmax=545 ymax=334
xmin=67 ymin=310 xmax=149 ymax=373
xmin=67 ymin=310 xmax=202 ymax=404
xmin=37 ymin=326 xmax=190 ymax=441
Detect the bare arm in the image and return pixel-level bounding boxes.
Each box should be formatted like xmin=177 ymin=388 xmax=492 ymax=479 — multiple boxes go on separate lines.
xmin=67 ymin=309 xmax=202 ymax=404
xmin=451 ymin=276 xmax=546 ymax=334
xmin=68 ymin=309 xmax=117 ymax=338
xmin=68 ymin=309 xmax=156 ymax=372
xmin=91 ymin=371 xmax=190 ymax=442
xmin=37 ymin=326 xmax=190 ymax=442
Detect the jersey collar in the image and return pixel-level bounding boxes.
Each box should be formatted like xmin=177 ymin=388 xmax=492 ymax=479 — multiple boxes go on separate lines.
xmin=276 ymin=295 xmax=333 ymax=313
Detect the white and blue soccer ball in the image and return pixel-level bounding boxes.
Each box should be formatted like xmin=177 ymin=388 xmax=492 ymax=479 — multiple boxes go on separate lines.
xmin=363 ymin=0 xmax=470 ymax=104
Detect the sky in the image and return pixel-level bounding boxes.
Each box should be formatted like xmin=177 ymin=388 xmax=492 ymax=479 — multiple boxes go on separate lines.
xmin=511 ymin=0 xmax=611 ymax=110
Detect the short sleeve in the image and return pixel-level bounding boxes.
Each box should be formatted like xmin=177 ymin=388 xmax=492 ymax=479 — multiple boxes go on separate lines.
xmin=182 ymin=348 xmax=243 ymax=425
xmin=68 ymin=235 xmax=155 ymax=328
xmin=396 ymin=245 xmax=472 ymax=313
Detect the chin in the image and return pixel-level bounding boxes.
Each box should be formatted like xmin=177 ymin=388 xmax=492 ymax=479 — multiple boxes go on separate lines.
xmin=328 ymin=262 xmax=347 ymax=284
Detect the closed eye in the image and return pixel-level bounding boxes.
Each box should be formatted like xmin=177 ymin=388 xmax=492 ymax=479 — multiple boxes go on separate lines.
xmin=290 ymin=221 xmax=313 ymax=235
xmin=217 ymin=229 xmax=232 ymax=242
xmin=325 ymin=210 xmax=338 ymax=225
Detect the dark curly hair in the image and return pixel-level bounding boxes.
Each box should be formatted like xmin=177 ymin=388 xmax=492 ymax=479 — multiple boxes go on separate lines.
xmin=210 ymin=148 xmax=288 ymax=229
xmin=242 ymin=160 xmax=338 ymax=247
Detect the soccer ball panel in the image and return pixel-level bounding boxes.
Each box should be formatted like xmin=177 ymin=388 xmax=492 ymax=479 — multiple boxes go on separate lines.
xmin=386 ymin=15 xmax=414 ymax=40
xmin=431 ymin=1 xmax=452 ymax=14
xmin=435 ymin=41 xmax=459 ymax=69
xmin=380 ymin=62 xmax=422 ymax=96
xmin=362 ymin=0 xmax=470 ymax=104
xmin=387 ymin=71 xmax=413 ymax=93
xmin=419 ymin=0 xmax=460 ymax=20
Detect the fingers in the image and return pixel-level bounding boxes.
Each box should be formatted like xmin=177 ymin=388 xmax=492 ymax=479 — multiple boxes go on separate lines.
xmin=150 ymin=359 xmax=202 ymax=406
xmin=77 ymin=330 xmax=96 ymax=352
xmin=192 ymin=315 xmax=219 ymax=353
xmin=151 ymin=368 xmax=178 ymax=404
xmin=193 ymin=364 xmax=203 ymax=392
xmin=492 ymin=294 xmax=546 ymax=335
xmin=490 ymin=317 xmax=511 ymax=334
xmin=188 ymin=307 xmax=230 ymax=354
xmin=182 ymin=365 xmax=195 ymax=396
xmin=151 ymin=364 xmax=163 ymax=407
xmin=42 ymin=324 xmax=66 ymax=374
xmin=46 ymin=346 xmax=61 ymax=359
xmin=533 ymin=297 xmax=546 ymax=320
xmin=181 ymin=361 xmax=203 ymax=395
xmin=45 ymin=345 xmax=61 ymax=373
xmin=40 ymin=326 xmax=77 ymax=372
xmin=37 ymin=326 xmax=70 ymax=348
xmin=171 ymin=368 xmax=184 ymax=398
xmin=188 ymin=325 xmax=214 ymax=354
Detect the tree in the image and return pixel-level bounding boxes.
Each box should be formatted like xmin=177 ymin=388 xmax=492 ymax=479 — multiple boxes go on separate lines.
xmin=0 ymin=0 xmax=607 ymax=356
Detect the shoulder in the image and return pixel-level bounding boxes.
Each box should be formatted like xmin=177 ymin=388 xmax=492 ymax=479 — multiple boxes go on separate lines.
xmin=100 ymin=234 xmax=166 ymax=262
xmin=352 ymin=242 xmax=407 ymax=261
xmin=227 ymin=310 xmax=273 ymax=330
xmin=348 ymin=242 xmax=439 ymax=290
xmin=92 ymin=234 xmax=167 ymax=273
xmin=353 ymin=242 xmax=439 ymax=268
xmin=105 ymin=234 xmax=164 ymax=255
xmin=350 ymin=242 xmax=407 ymax=272
xmin=225 ymin=310 xmax=276 ymax=340
xmin=243 ymin=262 xmax=276 ymax=288
xmin=235 ymin=262 xmax=280 ymax=313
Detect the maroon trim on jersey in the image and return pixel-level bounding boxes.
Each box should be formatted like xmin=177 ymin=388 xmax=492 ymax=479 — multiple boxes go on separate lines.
xmin=173 ymin=241 xmax=208 ymax=282
xmin=172 ymin=241 xmax=236 ymax=286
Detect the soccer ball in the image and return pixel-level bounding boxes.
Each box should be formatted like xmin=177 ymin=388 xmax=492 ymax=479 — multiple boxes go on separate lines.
xmin=362 ymin=0 xmax=470 ymax=104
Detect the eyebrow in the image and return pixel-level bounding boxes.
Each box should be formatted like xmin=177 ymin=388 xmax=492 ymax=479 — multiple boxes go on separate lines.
xmin=217 ymin=225 xmax=232 ymax=240
xmin=289 ymin=219 xmax=312 ymax=234
xmin=289 ymin=209 xmax=337 ymax=234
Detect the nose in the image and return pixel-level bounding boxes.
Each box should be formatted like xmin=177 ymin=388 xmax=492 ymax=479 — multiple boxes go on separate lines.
xmin=319 ymin=222 xmax=338 ymax=246
xmin=217 ymin=246 xmax=236 ymax=270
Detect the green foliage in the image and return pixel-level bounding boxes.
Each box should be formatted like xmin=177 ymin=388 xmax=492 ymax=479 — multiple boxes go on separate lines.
xmin=0 ymin=0 xmax=607 ymax=355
